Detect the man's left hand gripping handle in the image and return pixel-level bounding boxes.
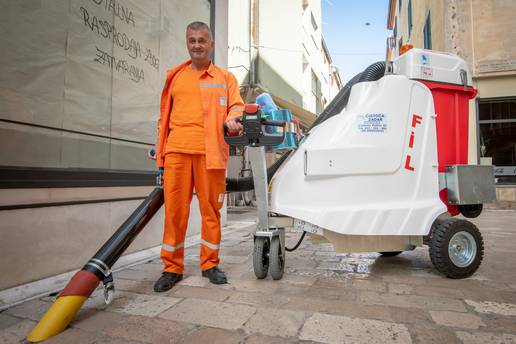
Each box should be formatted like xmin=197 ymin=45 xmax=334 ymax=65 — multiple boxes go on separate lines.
xmin=157 ymin=167 xmax=164 ymax=187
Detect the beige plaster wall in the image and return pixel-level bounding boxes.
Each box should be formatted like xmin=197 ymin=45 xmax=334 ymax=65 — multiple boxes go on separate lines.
xmin=444 ymin=0 xmax=516 ymax=77
xmin=395 ymin=0 xmax=445 ymax=51
xmin=475 ymin=75 xmax=516 ymax=99
xmin=470 ymin=0 xmax=516 ymax=76
xmin=0 ymin=188 xmax=211 ymax=290
xmin=0 ymin=181 xmax=229 ymax=290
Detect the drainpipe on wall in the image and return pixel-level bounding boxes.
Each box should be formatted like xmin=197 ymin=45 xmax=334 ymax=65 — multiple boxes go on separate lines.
xmin=247 ymin=0 xmax=259 ymax=102
xmin=210 ymin=0 xmax=216 ymax=63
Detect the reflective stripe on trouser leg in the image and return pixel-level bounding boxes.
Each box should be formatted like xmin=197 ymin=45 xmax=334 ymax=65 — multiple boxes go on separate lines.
xmin=161 ymin=153 xmax=194 ymax=274
xmin=192 ymin=154 xmax=226 ymax=271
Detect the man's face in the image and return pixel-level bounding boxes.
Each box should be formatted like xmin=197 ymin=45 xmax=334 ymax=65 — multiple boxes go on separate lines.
xmin=186 ymin=28 xmax=214 ymax=63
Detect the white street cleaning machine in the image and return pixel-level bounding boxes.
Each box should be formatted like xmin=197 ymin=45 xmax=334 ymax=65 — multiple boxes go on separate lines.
xmin=225 ymin=48 xmax=496 ymax=280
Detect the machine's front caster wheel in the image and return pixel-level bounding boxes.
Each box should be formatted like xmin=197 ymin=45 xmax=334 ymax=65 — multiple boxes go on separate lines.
xmin=429 ymin=218 xmax=484 ymax=279
xmin=269 ymin=236 xmax=285 ymax=280
xmin=253 ymin=237 xmax=269 ymax=279
xmin=459 ymin=204 xmax=483 ymax=218
xmin=379 ymin=251 xmax=402 ymax=257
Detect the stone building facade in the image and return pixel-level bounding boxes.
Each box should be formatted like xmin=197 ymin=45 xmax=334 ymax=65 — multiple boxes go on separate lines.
xmin=387 ymin=0 xmax=516 ymax=205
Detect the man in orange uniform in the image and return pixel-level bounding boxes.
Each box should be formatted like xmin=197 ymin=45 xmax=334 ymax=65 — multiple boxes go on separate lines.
xmin=153 ymin=22 xmax=243 ymax=292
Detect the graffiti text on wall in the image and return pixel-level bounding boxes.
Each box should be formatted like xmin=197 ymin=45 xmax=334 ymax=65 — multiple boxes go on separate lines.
xmin=95 ymin=46 xmax=145 ymax=83
xmin=91 ymin=0 xmax=136 ymax=27
xmin=78 ymin=5 xmax=159 ymax=83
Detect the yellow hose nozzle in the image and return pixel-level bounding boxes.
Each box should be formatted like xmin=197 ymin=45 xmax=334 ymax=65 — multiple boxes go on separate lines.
xmin=26 ymin=295 xmax=87 ymax=343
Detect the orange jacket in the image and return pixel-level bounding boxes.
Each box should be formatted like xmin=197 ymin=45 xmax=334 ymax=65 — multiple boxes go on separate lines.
xmin=156 ymin=60 xmax=244 ymax=169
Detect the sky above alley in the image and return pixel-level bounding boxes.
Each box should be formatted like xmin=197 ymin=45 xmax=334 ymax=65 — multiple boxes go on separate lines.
xmin=322 ymin=0 xmax=391 ymax=84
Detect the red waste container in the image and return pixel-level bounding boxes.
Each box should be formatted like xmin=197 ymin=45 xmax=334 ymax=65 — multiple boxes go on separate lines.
xmin=419 ymin=81 xmax=477 ymax=215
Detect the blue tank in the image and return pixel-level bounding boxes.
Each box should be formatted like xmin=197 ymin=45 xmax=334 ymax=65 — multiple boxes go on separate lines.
xmin=265 ymin=109 xmax=297 ymax=151
xmin=256 ymin=93 xmax=298 ymax=150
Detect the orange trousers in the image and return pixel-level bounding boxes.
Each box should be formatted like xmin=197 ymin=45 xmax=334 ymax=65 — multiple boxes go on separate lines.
xmin=160 ymin=153 xmax=226 ymax=273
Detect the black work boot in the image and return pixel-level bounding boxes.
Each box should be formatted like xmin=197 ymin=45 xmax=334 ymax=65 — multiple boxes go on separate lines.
xmin=153 ymin=272 xmax=183 ymax=292
xmin=202 ymin=266 xmax=227 ymax=284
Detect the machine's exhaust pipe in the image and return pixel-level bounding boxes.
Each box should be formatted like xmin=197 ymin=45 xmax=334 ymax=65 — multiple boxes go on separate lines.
xmin=27 ymin=187 xmax=164 ymax=342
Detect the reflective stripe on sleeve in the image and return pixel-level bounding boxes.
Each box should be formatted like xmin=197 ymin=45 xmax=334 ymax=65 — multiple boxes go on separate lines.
xmin=199 ymin=82 xmax=227 ymax=89
xmin=201 ymin=239 xmax=219 ymax=250
xmin=162 ymin=242 xmax=184 ymax=252
xmin=230 ymin=106 xmax=243 ymax=112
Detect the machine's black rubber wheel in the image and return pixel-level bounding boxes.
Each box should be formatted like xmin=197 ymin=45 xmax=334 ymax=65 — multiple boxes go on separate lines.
xmin=379 ymin=251 xmax=403 ymax=257
xmin=459 ymin=204 xmax=483 ymax=219
xmin=429 ymin=218 xmax=484 ymax=279
xmin=269 ymin=236 xmax=285 ymax=280
xmin=253 ymin=237 xmax=269 ymax=279
xmin=424 ymin=221 xmax=438 ymax=246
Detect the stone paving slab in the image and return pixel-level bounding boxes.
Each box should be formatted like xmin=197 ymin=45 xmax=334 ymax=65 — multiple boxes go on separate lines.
xmin=357 ymin=290 xmax=468 ymax=312
xmin=4 ymin=298 xmax=51 ymax=322
xmin=226 ymin=290 xmax=292 ymax=308
xmin=0 ymin=319 xmax=36 ymax=344
xmin=388 ymin=282 xmax=414 ymax=295
xmin=408 ymin=323 xmax=460 ymax=343
xmin=429 ymin=310 xmax=485 ymax=329
xmin=299 ymin=312 xmax=412 ymax=344
xmin=106 ymin=291 xmax=182 ymax=317
xmin=465 ymin=299 xmax=516 ymax=316
xmin=158 ymin=298 xmax=256 ymax=330
xmin=456 ymin=330 xmax=516 ymax=344
xmin=245 ymin=334 xmax=299 ymax=344
xmin=1 ymin=209 xmax=516 ymax=343
xmin=44 ymin=328 xmax=146 ymax=344
xmin=179 ymin=327 xmax=246 ymax=344
xmin=0 ymin=313 xmax=22 ymax=331
xmin=389 ymin=306 xmax=433 ymax=324
xmin=171 ymin=285 xmax=232 ymax=302
xmin=283 ymin=295 xmax=393 ymax=322
xmin=243 ymin=307 xmax=307 ymax=338
xmin=101 ymin=315 xmax=195 ymax=344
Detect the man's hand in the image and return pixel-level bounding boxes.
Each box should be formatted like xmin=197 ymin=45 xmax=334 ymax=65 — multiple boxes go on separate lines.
xmin=225 ymin=117 xmax=243 ymax=134
xmin=157 ymin=167 xmax=164 ymax=186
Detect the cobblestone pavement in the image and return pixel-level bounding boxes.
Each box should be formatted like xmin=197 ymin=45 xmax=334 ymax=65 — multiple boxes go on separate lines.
xmin=1 ymin=209 xmax=515 ymax=343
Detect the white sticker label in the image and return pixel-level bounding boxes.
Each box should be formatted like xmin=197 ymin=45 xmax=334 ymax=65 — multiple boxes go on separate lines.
xmin=421 ymin=66 xmax=433 ymax=78
xmin=219 ymin=96 xmax=227 ymax=106
xmin=357 ymin=113 xmax=387 ymax=133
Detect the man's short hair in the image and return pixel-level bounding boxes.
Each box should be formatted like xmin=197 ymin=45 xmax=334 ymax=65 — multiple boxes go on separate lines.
xmin=186 ymin=21 xmax=212 ymax=39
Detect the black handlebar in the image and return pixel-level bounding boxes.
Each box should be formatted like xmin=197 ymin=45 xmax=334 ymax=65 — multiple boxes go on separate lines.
xmin=262 ymin=120 xmax=285 ymax=127
xmin=224 ymin=106 xmax=286 ymax=147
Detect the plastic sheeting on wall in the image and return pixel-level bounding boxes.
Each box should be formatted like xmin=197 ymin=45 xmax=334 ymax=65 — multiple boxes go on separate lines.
xmin=0 ymin=0 xmax=210 ymax=170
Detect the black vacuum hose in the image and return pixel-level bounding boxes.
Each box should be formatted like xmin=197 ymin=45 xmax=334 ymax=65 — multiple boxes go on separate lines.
xmin=309 ymin=72 xmax=362 ymax=130
xmin=358 ymin=61 xmax=387 ymax=82
xmin=310 ymin=61 xmax=386 ymax=131
xmin=226 ymin=150 xmax=291 ymax=192
xmin=83 ymin=187 xmax=164 ymax=278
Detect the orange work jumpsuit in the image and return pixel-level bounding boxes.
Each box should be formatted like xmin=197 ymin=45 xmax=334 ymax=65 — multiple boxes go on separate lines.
xmin=156 ymin=60 xmax=244 ymax=273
